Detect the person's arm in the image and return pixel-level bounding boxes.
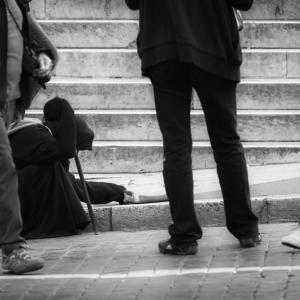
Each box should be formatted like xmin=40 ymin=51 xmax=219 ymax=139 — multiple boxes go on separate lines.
xmin=125 ymin=0 xmax=139 ymax=10
xmin=27 ymin=13 xmax=58 ymax=68
xmin=27 ymin=13 xmax=58 ymax=80
xmin=11 ymin=99 xmax=77 ymax=166
xmin=227 ymin=0 xmax=253 ymax=10
xmin=10 ymin=123 xmax=74 ymax=169
xmin=0 ymin=1 xmax=7 ymax=112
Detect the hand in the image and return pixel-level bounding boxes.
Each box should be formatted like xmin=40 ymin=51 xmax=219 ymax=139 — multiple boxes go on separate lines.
xmin=34 ymin=53 xmax=53 ymax=79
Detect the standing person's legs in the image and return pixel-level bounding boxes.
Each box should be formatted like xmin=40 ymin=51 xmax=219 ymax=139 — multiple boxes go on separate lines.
xmin=149 ymin=62 xmax=202 ymax=254
xmin=3 ymin=100 xmax=17 ymax=127
xmin=191 ymin=66 xmax=259 ymax=242
xmin=0 ymin=112 xmax=25 ymax=252
xmin=0 ymin=112 xmax=44 ymax=274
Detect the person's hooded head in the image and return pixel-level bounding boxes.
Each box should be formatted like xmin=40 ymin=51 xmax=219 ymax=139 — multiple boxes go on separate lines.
xmin=43 ymin=97 xmax=94 ymax=151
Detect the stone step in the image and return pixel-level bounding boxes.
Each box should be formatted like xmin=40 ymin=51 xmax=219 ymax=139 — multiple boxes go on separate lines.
xmin=35 ymin=78 xmax=300 ymax=110
xmin=243 ymin=0 xmax=300 ymax=20
xmin=28 ymin=110 xmax=300 ymax=142
xmin=38 ymin=20 xmax=300 ymax=49
xmin=54 ymin=49 xmax=300 ymax=79
xmin=242 ymin=21 xmax=300 ymax=49
xmin=79 ymin=163 xmax=300 ymax=231
xmin=31 ymin=0 xmax=300 ymax=20
xmin=65 ymin=141 xmax=300 ymax=173
xmin=38 ymin=20 xmax=138 ymax=49
xmin=80 ymin=163 xmax=300 ymax=198
xmin=87 ymin=195 xmax=300 ymax=231
xmin=32 ymin=0 xmax=138 ymax=20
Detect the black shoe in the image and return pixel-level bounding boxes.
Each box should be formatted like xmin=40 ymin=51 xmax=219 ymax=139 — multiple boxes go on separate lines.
xmin=239 ymin=234 xmax=262 ymax=248
xmin=158 ymin=239 xmax=198 ymax=255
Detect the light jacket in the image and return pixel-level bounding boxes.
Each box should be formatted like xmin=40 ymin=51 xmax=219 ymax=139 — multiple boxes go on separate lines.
xmin=0 ymin=0 xmax=58 ymax=110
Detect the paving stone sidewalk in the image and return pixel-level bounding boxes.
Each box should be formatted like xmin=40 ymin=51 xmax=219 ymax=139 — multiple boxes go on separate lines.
xmin=1 ymin=223 xmax=300 ymax=300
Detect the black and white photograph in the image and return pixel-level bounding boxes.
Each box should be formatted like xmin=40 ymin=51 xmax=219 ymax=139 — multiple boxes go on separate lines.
xmin=1 ymin=0 xmax=300 ymax=299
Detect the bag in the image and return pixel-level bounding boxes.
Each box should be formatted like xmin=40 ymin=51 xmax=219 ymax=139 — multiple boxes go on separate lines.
xmin=233 ymin=8 xmax=243 ymax=31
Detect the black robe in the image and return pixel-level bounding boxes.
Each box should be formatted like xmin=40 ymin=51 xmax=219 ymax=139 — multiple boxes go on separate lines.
xmin=8 ymin=118 xmax=125 ymax=239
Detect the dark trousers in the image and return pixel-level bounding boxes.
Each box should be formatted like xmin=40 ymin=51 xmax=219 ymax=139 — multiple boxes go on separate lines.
xmin=149 ymin=61 xmax=259 ymax=245
xmin=0 ymin=112 xmax=25 ymax=251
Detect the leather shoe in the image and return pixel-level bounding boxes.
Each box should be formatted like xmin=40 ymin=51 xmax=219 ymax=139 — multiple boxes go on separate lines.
xmin=158 ymin=239 xmax=198 ymax=255
xmin=239 ymin=234 xmax=262 ymax=248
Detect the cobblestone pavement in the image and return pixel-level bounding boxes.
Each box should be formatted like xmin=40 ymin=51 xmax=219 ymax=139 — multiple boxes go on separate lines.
xmin=1 ymin=223 xmax=300 ymax=300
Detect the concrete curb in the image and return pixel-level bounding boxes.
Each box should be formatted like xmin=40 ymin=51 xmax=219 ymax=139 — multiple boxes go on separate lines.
xmin=85 ymin=194 xmax=300 ymax=232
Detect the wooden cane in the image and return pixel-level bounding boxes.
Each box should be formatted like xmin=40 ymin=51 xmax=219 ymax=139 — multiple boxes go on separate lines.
xmin=74 ymin=152 xmax=98 ymax=235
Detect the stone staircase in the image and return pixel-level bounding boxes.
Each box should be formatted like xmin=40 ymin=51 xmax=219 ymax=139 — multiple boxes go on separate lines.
xmin=26 ymin=0 xmax=300 ymax=231
xmin=29 ymin=0 xmax=300 ymax=174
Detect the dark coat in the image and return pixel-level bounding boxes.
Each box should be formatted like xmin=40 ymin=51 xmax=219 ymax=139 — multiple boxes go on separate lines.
xmin=125 ymin=0 xmax=253 ymax=81
xmin=0 ymin=0 xmax=58 ymax=110
xmin=7 ymin=99 xmax=88 ymax=239
xmin=9 ymin=123 xmax=90 ymax=239
xmin=7 ymin=100 xmax=126 ymax=239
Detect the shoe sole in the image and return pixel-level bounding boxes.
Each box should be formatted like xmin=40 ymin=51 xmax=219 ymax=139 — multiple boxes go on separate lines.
xmin=240 ymin=238 xmax=262 ymax=248
xmin=158 ymin=245 xmax=197 ymax=255
xmin=281 ymin=241 xmax=300 ymax=250
xmin=3 ymin=262 xmax=44 ymax=275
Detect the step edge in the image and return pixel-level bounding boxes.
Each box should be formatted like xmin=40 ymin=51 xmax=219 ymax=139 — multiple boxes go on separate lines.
xmin=89 ymin=141 xmax=300 ymax=147
xmin=56 ymin=48 xmax=300 ymax=53
xmin=37 ymin=19 xmax=300 ymax=25
xmin=27 ymin=109 xmax=300 ymax=115
xmin=48 ymin=77 xmax=300 ymax=85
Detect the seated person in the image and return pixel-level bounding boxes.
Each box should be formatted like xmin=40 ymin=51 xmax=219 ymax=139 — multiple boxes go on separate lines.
xmin=7 ymin=97 xmax=136 ymax=239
